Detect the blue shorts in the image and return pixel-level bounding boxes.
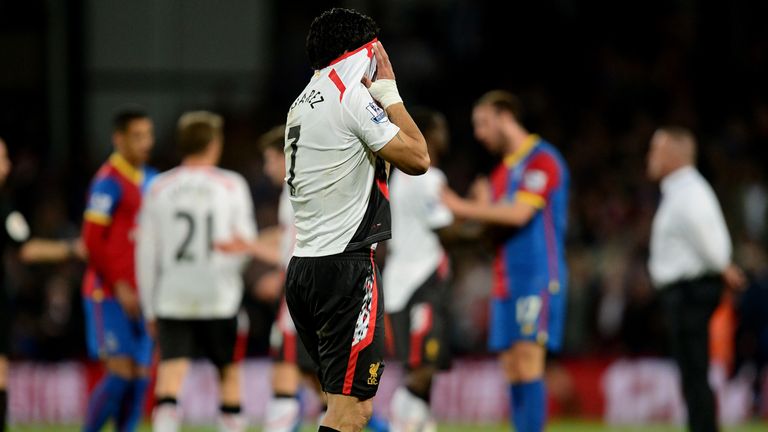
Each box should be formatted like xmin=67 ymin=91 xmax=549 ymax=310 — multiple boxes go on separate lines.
xmin=83 ymin=297 xmax=153 ymax=367
xmin=488 ymin=276 xmax=567 ymax=353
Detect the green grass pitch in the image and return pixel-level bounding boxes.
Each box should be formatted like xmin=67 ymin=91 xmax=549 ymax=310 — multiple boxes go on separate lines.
xmin=7 ymin=422 xmax=768 ymax=432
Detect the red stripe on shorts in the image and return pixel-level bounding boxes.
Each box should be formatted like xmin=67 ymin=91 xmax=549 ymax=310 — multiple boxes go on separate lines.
xmin=342 ymin=249 xmax=379 ymax=394
xmin=408 ymin=305 xmax=433 ymax=369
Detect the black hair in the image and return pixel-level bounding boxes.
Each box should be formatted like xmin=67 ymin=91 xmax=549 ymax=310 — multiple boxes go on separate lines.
xmin=306 ymin=8 xmax=379 ymax=70
xmin=113 ymin=106 xmax=149 ymax=132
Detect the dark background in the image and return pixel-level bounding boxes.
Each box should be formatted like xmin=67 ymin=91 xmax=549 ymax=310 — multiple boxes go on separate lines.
xmin=1 ymin=0 xmax=767 ymax=373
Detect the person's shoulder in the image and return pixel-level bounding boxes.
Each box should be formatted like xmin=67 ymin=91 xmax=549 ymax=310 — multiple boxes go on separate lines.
xmin=426 ymin=166 xmax=447 ymax=181
xmin=145 ymin=167 xmax=178 ymax=194
xmin=212 ymin=168 xmax=250 ymax=192
xmin=413 ymin=167 xmax=447 ymax=189
xmin=90 ymin=169 xmax=122 ymax=194
xmin=526 ymin=147 xmax=561 ymax=172
xmin=288 ymin=74 xmax=330 ymax=114
xmin=92 ymin=160 xmax=118 ymax=181
xmin=143 ymin=165 xmax=159 ymax=179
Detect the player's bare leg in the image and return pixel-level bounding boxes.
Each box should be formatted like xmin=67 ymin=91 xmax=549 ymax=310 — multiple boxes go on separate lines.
xmin=322 ymin=393 xmax=373 ymax=432
xmin=152 ymin=358 xmax=189 ymax=432
xmin=264 ymin=362 xmax=301 ymax=432
xmin=510 ymin=342 xmax=545 ymax=382
xmin=217 ymin=363 xmax=245 ymax=432
xmin=501 ymin=341 xmax=547 ymax=432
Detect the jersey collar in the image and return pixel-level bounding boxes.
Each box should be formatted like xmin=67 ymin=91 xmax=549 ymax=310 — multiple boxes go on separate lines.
xmin=327 ymin=38 xmax=377 ymax=68
xmin=503 ymin=134 xmax=540 ymax=167
xmin=109 ymin=153 xmax=143 ymax=185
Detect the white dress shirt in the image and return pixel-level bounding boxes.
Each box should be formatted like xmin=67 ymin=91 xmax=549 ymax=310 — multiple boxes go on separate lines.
xmin=649 ymin=166 xmax=732 ymax=288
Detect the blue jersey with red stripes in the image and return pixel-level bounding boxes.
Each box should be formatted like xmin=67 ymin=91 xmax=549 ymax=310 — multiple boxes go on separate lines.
xmin=488 ymin=135 xmax=569 ymax=352
xmin=82 ymin=153 xmax=157 ymax=299
xmin=81 ymin=153 xmax=156 ymax=365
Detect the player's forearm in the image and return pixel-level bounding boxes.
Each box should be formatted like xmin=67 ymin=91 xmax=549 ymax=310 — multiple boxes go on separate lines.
xmin=19 ymin=239 xmax=76 ymax=263
xmin=383 ymin=104 xmax=430 ymax=174
xmin=248 ymin=241 xmax=282 ymax=266
xmin=456 ymin=200 xmax=533 ymax=227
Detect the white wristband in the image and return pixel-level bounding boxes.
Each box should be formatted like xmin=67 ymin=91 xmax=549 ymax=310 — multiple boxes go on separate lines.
xmin=367 ymin=79 xmax=403 ymax=110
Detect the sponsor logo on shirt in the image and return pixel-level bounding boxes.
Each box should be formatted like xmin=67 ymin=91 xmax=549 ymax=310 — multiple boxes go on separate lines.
xmin=366 ymin=102 xmax=388 ymax=124
xmin=89 ymin=192 xmax=114 ymax=214
xmin=523 ymin=169 xmax=548 ymax=193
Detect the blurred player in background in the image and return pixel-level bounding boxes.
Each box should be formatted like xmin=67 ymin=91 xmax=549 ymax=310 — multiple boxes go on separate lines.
xmin=217 ymin=124 xmax=312 ymax=432
xmin=81 ymin=108 xmax=157 ymax=432
xmin=384 ymin=109 xmax=453 ymax=432
xmin=647 ymin=127 xmax=745 ymax=432
xmin=285 ymin=8 xmax=428 ymax=431
xmin=443 ymin=90 xmax=569 ymax=432
xmin=137 ymin=111 xmax=256 ymax=432
xmin=0 ymin=137 xmax=86 ymax=432
xmin=256 ymin=125 xmax=317 ymax=432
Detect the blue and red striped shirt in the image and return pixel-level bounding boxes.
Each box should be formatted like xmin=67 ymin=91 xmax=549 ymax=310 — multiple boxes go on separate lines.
xmin=490 ymin=135 xmax=569 ymax=299
xmin=82 ymin=153 xmax=156 ymax=299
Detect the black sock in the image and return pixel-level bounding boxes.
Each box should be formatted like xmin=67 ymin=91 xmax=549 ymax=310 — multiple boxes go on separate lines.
xmin=220 ymin=404 xmax=241 ymax=415
xmin=273 ymin=392 xmax=297 ymax=399
xmin=0 ymin=389 xmax=6 ymax=432
xmin=155 ymin=396 xmax=177 ymax=407
xmin=318 ymin=427 xmax=340 ymax=432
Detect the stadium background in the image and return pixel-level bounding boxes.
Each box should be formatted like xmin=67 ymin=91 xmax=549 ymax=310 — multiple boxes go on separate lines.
xmin=1 ymin=0 xmax=768 ymax=429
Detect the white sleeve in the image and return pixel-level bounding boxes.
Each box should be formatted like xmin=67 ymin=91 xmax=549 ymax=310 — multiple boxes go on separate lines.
xmin=234 ymin=175 xmax=258 ymax=241
xmin=681 ymin=187 xmax=732 ymax=272
xmin=423 ymin=170 xmax=454 ymax=230
xmin=343 ymin=83 xmax=400 ymax=152
xmin=136 ymin=190 xmax=160 ymax=320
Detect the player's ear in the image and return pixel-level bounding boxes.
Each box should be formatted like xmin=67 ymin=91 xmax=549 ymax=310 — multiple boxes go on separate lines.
xmin=112 ymin=130 xmax=124 ymax=149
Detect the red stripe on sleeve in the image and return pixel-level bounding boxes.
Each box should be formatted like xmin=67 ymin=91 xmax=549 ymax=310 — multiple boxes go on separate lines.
xmin=328 ymin=69 xmax=346 ymax=102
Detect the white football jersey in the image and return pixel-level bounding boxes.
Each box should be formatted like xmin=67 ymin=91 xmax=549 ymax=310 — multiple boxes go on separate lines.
xmin=137 ymin=166 xmax=257 ymax=319
xmin=384 ymin=168 xmax=453 ymax=312
xmin=277 ymin=186 xmax=295 ymax=269
xmin=285 ymin=41 xmax=400 ymax=257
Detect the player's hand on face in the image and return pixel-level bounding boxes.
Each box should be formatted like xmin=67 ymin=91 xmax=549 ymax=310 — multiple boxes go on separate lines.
xmin=469 ymin=176 xmax=492 ymax=205
xmin=114 ymin=280 xmax=141 ymax=319
xmin=362 ymin=41 xmax=395 ymax=88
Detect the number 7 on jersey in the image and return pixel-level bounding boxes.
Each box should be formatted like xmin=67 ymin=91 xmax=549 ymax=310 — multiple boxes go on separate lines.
xmin=287 ymin=125 xmax=300 ymax=196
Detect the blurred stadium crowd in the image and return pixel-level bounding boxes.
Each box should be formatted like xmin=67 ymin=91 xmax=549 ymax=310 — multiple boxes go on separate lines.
xmin=1 ymin=0 xmax=767 ymax=412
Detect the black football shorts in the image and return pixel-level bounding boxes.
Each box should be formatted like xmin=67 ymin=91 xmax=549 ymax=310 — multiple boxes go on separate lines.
xmin=157 ymin=316 xmax=246 ymax=369
xmin=285 ymin=249 xmax=386 ymax=400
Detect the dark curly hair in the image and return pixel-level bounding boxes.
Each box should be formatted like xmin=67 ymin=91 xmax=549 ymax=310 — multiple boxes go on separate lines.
xmin=306 ymin=8 xmax=379 ymax=70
